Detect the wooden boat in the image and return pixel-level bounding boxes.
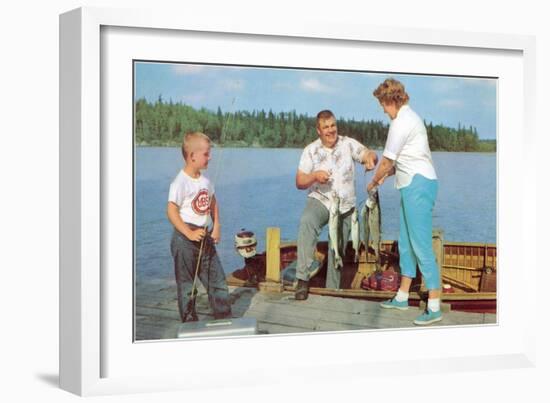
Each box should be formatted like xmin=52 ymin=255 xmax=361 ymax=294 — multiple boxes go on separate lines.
xmin=227 ymin=227 xmax=497 ymax=314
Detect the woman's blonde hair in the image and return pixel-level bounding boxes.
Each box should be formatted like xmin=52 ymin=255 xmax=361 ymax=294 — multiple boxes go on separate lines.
xmin=373 ymin=78 xmax=410 ymax=108
xmin=182 ymin=132 xmax=211 ymax=160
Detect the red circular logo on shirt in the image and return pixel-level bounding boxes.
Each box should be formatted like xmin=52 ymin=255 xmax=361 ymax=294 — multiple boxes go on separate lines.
xmin=192 ymin=189 xmax=210 ymax=215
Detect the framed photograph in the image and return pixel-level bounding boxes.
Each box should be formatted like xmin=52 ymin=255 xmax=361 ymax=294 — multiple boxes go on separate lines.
xmin=60 ymin=6 xmax=536 ymax=396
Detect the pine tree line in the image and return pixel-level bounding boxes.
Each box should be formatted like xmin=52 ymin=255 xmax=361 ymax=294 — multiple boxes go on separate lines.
xmin=135 ymin=98 xmax=496 ymax=152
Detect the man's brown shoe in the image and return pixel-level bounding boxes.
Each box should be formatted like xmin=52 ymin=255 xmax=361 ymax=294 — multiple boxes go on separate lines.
xmin=295 ymin=279 xmax=309 ymax=300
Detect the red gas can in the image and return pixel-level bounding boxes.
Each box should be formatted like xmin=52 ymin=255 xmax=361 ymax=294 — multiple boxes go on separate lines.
xmin=380 ymin=268 xmax=400 ymax=291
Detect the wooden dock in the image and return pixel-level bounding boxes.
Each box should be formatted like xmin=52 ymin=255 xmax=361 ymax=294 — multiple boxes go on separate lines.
xmin=135 ymin=279 xmax=497 ymax=341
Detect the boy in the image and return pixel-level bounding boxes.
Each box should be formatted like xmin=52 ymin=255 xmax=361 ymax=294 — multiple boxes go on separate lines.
xmin=167 ymin=132 xmax=232 ymax=322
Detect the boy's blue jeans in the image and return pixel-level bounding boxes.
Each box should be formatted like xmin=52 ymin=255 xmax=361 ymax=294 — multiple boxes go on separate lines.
xmin=398 ymin=174 xmax=440 ymax=291
xmin=170 ymin=229 xmax=232 ymax=321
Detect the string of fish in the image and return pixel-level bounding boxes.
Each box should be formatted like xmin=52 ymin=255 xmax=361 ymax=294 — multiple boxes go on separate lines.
xmin=328 ymin=176 xmax=381 ymax=271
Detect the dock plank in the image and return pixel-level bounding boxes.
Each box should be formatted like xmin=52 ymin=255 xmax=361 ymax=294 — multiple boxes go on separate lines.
xmin=134 ymin=281 xmax=497 ymax=341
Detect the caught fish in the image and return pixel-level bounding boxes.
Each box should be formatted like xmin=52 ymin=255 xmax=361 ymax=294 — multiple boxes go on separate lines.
xmin=328 ymin=192 xmax=343 ymax=270
xmin=361 ymin=188 xmax=381 ymax=269
xmin=350 ymin=207 xmax=360 ymax=262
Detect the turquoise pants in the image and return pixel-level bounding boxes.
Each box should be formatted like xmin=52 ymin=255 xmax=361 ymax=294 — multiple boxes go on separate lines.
xmin=398 ymin=174 xmax=440 ymax=290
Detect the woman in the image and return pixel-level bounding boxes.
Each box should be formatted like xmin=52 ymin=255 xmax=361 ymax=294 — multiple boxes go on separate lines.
xmin=369 ymin=78 xmax=441 ymax=326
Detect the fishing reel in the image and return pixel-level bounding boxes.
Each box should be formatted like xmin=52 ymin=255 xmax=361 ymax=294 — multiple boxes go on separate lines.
xmin=234 ymin=229 xmax=257 ymax=258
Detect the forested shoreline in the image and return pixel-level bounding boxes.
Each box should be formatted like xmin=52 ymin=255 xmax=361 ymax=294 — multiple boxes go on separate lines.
xmin=135 ymin=98 xmax=496 ymax=152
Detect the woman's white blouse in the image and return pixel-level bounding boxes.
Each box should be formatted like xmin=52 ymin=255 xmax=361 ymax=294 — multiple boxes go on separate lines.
xmin=383 ymin=104 xmax=437 ymax=189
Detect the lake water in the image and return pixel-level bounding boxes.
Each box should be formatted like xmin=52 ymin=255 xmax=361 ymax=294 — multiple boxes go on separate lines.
xmin=136 ymin=147 xmax=496 ymax=281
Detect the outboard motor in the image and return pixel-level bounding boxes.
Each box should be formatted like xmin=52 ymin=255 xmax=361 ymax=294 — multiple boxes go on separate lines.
xmin=232 ymin=229 xmax=264 ymax=285
xmin=235 ymin=229 xmax=257 ymax=258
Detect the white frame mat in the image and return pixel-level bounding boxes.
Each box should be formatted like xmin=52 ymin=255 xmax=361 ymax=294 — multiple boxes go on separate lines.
xmin=60 ymin=6 xmax=537 ymax=396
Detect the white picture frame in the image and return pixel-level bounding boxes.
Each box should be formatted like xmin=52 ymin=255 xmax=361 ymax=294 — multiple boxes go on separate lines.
xmin=60 ymin=6 xmax=537 ymax=396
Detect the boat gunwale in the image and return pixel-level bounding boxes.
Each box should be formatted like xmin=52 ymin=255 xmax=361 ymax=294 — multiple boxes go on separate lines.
xmin=279 ymin=240 xmax=497 ymax=249
xmin=225 ymin=277 xmax=496 ymax=301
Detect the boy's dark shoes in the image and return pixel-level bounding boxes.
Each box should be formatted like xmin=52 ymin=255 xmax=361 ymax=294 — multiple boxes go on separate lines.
xmin=295 ymin=279 xmax=309 ymax=300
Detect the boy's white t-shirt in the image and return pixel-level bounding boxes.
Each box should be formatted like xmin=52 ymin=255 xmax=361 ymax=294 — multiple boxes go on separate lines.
xmin=168 ymin=170 xmax=214 ymax=227
xmin=382 ymin=104 xmax=437 ymax=189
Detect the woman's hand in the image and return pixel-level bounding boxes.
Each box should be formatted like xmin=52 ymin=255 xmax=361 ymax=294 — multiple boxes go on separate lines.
xmin=376 ymin=174 xmax=388 ymax=186
xmin=367 ymin=181 xmax=377 ymax=192
xmin=368 ymin=174 xmax=389 ymax=192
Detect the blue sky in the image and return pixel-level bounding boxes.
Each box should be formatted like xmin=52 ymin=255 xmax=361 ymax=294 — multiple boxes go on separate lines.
xmin=135 ymin=62 xmax=497 ymax=139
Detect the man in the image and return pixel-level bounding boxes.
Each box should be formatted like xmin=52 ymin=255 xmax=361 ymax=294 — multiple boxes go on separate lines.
xmin=295 ymin=110 xmax=378 ymax=300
